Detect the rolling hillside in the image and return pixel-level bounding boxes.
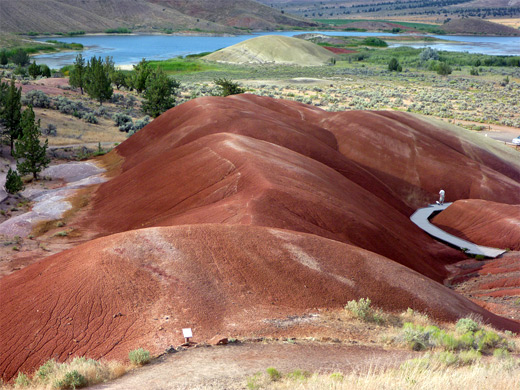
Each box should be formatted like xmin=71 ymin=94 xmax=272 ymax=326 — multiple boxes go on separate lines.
xmin=204 ymin=35 xmax=337 ymax=65
xmin=2 ymin=95 xmax=520 ymax=381
xmin=0 ymin=0 xmax=316 ymax=34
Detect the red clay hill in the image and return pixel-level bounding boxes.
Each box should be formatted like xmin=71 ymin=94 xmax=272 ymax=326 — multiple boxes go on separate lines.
xmin=1 ymin=95 xmax=520 ymax=381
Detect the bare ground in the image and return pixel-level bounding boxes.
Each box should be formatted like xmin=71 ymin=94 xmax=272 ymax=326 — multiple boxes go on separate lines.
xmin=91 ymin=341 xmax=415 ymax=390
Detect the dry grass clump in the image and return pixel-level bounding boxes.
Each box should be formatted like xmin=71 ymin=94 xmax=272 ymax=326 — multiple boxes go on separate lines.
xmin=1 ymin=357 xmax=127 ymax=390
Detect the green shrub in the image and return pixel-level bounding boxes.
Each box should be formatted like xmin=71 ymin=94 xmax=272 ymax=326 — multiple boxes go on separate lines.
xmin=439 ymin=333 xmax=460 ymax=351
xmin=436 ymin=351 xmax=458 ymax=366
xmin=266 ymin=367 xmax=281 ymax=382
xmin=476 ymin=330 xmax=503 ymax=353
xmin=54 ymin=370 xmax=87 ymax=389
xmin=493 ymin=348 xmax=510 ymax=360
xmin=436 ymin=61 xmax=452 ymax=75
xmin=456 ymin=318 xmax=480 ymax=334
xmin=36 ymin=359 xmax=57 ymax=382
xmin=214 ymin=78 xmax=244 ymax=97
xmin=459 ymin=332 xmax=476 ymax=349
xmin=388 ymin=58 xmax=402 ymax=72
xmin=287 ymin=369 xmax=310 ymax=380
xmin=104 ymin=27 xmax=132 ymax=34
xmin=14 ymin=372 xmax=30 ymax=387
xmin=5 ymin=168 xmax=24 ymax=194
xmin=458 ymin=349 xmax=481 ymax=365
xmin=362 ymin=37 xmax=388 ymax=47
xmin=345 ymin=298 xmax=383 ymax=323
xmin=128 ymin=348 xmax=150 ymax=365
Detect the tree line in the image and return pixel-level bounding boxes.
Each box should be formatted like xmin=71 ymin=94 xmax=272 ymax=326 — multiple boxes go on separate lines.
xmin=69 ymin=55 xmax=180 ymax=117
xmin=0 ymin=78 xmax=50 ymax=193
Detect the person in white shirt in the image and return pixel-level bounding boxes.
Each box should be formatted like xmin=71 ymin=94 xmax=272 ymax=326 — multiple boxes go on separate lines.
xmin=438 ymin=189 xmax=445 ymax=205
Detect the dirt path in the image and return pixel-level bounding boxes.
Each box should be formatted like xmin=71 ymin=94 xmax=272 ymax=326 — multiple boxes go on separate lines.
xmin=91 ymin=342 xmax=415 ymax=390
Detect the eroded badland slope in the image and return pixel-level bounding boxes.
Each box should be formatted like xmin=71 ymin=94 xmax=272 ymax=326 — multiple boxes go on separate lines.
xmin=1 ymin=95 xmax=519 ymax=381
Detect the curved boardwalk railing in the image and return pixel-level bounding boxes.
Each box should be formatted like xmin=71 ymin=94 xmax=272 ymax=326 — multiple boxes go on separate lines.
xmin=410 ymin=202 xmax=505 ymax=258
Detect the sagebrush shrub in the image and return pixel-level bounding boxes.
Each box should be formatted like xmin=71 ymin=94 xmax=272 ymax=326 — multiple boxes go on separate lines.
xmin=456 ymin=318 xmax=480 ymax=334
xmin=54 ymin=370 xmax=87 ymax=389
xmin=128 ymin=348 xmax=150 ymax=365
xmin=22 ymin=90 xmax=51 ymax=108
xmin=266 ymin=367 xmax=281 ymax=382
xmin=112 ymin=112 xmax=132 ymax=127
xmin=345 ymin=298 xmax=384 ymax=323
xmin=83 ymin=112 xmax=98 ymax=124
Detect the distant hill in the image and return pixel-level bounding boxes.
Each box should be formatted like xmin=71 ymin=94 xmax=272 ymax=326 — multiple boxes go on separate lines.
xmin=255 ymin=0 xmax=520 ymax=21
xmin=0 ymin=0 xmax=316 ymax=35
xmin=441 ymin=17 xmax=520 ymax=36
xmin=204 ymin=35 xmax=337 ymax=65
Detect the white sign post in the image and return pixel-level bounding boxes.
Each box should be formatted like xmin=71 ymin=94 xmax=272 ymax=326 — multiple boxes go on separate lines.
xmin=182 ymin=328 xmax=193 ymax=344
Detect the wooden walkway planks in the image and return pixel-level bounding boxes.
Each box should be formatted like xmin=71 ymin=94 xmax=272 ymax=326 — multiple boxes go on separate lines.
xmin=410 ymin=202 xmax=505 ymax=258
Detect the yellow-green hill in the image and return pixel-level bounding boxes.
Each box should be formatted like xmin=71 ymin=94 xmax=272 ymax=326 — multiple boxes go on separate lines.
xmin=204 ymin=35 xmax=337 ymax=66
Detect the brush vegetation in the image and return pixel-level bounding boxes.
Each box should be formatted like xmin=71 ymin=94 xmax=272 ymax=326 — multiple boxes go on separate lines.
xmin=245 ymin=302 xmax=519 ymax=390
xmin=1 ymin=357 xmax=127 ymax=389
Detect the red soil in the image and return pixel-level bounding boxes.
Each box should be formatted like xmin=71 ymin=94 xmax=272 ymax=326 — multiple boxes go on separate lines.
xmin=2 ymin=224 xmax=519 ymax=381
xmin=16 ymin=78 xmax=74 ymax=96
xmin=448 ymin=253 xmax=520 ymax=319
xmin=2 ymin=95 xmax=520 ymax=381
xmin=432 ymin=199 xmax=520 ymax=251
xmin=323 ymin=47 xmax=357 ymax=54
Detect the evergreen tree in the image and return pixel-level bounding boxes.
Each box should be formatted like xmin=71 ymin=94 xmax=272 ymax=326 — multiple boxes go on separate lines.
xmin=214 ymin=78 xmax=245 ymax=97
xmin=141 ymin=68 xmax=180 ymax=117
xmin=39 ymin=64 xmax=51 ymax=78
xmin=388 ymin=58 xmax=402 ymax=72
xmin=103 ymin=56 xmax=115 ymax=76
xmin=0 ymin=50 xmax=8 ymax=66
xmin=28 ymin=61 xmax=41 ymax=79
xmin=14 ymin=106 xmax=50 ymax=180
xmin=69 ymin=54 xmax=86 ymax=94
xmin=84 ymin=56 xmax=113 ymax=105
xmin=5 ymin=168 xmax=24 ymax=194
xmin=130 ymin=59 xmax=151 ymax=93
xmin=11 ymin=49 xmax=30 ymax=66
xmin=436 ymin=61 xmax=452 ymax=76
xmin=110 ymin=70 xmax=128 ymax=90
xmin=0 ymin=78 xmax=22 ymax=154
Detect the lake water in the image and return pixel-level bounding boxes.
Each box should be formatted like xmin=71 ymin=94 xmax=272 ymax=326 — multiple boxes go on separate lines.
xmin=34 ymin=31 xmax=520 ymax=68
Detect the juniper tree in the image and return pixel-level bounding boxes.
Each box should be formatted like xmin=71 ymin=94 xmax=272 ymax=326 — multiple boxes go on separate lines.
xmin=5 ymin=168 xmax=24 ymax=194
xmin=69 ymin=54 xmax=86 ymax=94
xmin=0 ymin=50 xmax=8 ymax=66
xmin=214 ymin=78 xmax=245 ymax=97
xmin=40 ymin=64 xmax=51 ymax=78
xmin=0 ymin=78 xmax=23 ymax=154
xmin=84 ymin=56 xmax=113 ymax=105
xmin=11 ymin=49 xmax=30 ymax=66
xmin=141 ymin=68 xmax=180 ymax=117
xmin=130 ymin=58 xmax=151 ymax=93
xmin=388 ymin=58 xmax=402 ymax=72
xmin=14 ymin=106 xmax=50 ymax=180
xmin=28 ymin=61 xmax=41 ymax=79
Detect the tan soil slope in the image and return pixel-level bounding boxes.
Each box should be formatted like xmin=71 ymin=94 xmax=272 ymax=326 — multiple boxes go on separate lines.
xmin=432 ymin=200 xmax=520 ymax=251
xmin=2 ymin=224 xmax=519 ymax=382
xmin=441 ymin=17 xmax=520 ymax=36
xmin=0 ymin=0 xmax=313 ymax=34
xmin=204 ymin=35 xmax=337 ymax=65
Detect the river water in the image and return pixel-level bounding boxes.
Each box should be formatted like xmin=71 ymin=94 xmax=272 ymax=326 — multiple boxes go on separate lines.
xmin=34 ymin=31 xmax=520 ymax=68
